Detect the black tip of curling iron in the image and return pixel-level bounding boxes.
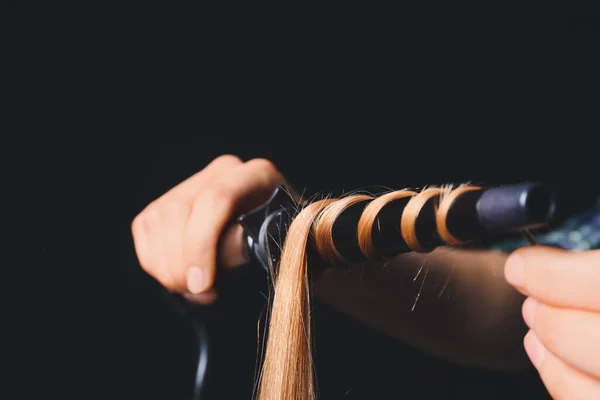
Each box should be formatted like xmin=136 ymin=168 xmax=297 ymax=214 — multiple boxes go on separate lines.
xmin=445 ymin=182 xmax=556 ymax=242
xmin=477 ymin=182 xmax=556 ymax=233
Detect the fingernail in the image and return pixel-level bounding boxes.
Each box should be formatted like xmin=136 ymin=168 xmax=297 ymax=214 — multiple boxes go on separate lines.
xmin=522 ymin=297 xmax=538 ymax=328
xmin=524 ymin=330 xmax=545 ymax=368
xmin=184 ymin=290 xmax=218 ymax=305
xmin=186 ymin=266 xmax=208 ymax=294
xmin=504 ymin=254 xmax=524 ymax=287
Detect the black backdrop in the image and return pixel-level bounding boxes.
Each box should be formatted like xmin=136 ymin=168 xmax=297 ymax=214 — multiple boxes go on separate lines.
xmin=8 ymin=5 xmax=600 ymax=399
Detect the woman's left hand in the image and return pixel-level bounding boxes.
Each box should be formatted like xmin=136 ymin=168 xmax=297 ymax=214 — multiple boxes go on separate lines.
xmin=504 ymin=246 xmax=600 ymax=399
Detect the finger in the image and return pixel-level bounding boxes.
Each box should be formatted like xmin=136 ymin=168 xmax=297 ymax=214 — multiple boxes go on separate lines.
xmin=523 ymin=297 xmax=600 ymax=380
xmin=504 ymin=246 xmax=600 ymax=311
xmin=132 ymin=200 xmax=183 ymax=290
xmin=150 ymin=200 xmax=190 ymax=290
xmin=183 ymin=225 xmax=251 ymax=304
xmin=183 ymin=159 xmax=283 ymax=294
xmin=524 ymin=329 xmax=600 ymax=400
xmin=218 ymin=223 xmax=249 ymax=269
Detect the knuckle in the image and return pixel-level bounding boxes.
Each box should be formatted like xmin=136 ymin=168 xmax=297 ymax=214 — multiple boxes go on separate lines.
xmin=248 ymin=157 xmax=277 ymax=173
xmin=141 ymin=201 xmax=161 ymax=221
xmin=247 ymin=158 xmax=282 ymax=181
xmin=131 ymin=212 xmax=154 ymax=244
xmin=132 ymin=202 xmax=159 ymax=233
xmin=215 ymin=154 xmax=243 ymax=165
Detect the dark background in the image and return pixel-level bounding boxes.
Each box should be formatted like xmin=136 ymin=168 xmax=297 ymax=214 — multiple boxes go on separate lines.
xmin=7 ymin=4 xmax=600 ymax=399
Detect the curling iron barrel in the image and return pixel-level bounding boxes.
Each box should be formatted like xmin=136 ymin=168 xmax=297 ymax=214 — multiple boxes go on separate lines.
xmin=238 ymin=182 xmax=556 ymax=271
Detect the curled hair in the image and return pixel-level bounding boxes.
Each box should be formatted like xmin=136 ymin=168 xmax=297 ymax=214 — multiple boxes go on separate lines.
xmin=314 ymin=194 xmax=374 ymax=265
xmin=357 ymin=190 xmax=416 ymax=260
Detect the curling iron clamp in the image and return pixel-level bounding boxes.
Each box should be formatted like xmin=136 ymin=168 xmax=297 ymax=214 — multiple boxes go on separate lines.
xmin=237 ymin=182 xmax=557 ymax=272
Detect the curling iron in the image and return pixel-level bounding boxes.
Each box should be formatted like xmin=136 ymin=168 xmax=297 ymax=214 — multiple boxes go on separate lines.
xmin=238 ymin=182 xmax=556 ymax=271
xmin=178 ymin=181 xmax=556 ymax=399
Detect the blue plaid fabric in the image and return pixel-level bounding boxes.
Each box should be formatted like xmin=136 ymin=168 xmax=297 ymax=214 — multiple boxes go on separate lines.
xmin=490 ymin=199 xmax=600 ymax=253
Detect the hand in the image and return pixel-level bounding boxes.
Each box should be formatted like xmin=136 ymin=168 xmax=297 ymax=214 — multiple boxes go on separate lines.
xmin=131 ymin=155 xmax=283 ymax=304
xmin=504 ymin=246 xmax=600 ymax=399
xmin=315 ymin=248 xmax=526 ymax=371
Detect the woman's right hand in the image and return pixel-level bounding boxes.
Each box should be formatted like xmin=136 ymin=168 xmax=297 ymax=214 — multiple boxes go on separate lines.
xmin=131 ymin=155 xmax=284 ymax=304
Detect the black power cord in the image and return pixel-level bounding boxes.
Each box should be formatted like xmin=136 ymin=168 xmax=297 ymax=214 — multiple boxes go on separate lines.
xmin=162 ymin=262 xmax=268 ymax=400
xmin=190 ymin=316 xmax=210 ymax=400
xmin=163 ymin=289 xmax=211 ymax=400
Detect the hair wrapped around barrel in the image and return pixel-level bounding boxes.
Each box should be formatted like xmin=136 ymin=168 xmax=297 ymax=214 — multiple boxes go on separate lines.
xmin=308 ymin=182 xmax=555 ymax=267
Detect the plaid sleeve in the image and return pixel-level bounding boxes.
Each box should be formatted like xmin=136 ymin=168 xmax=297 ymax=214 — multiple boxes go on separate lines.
xmin=490 ymin=199 xmax=600 ymax=253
